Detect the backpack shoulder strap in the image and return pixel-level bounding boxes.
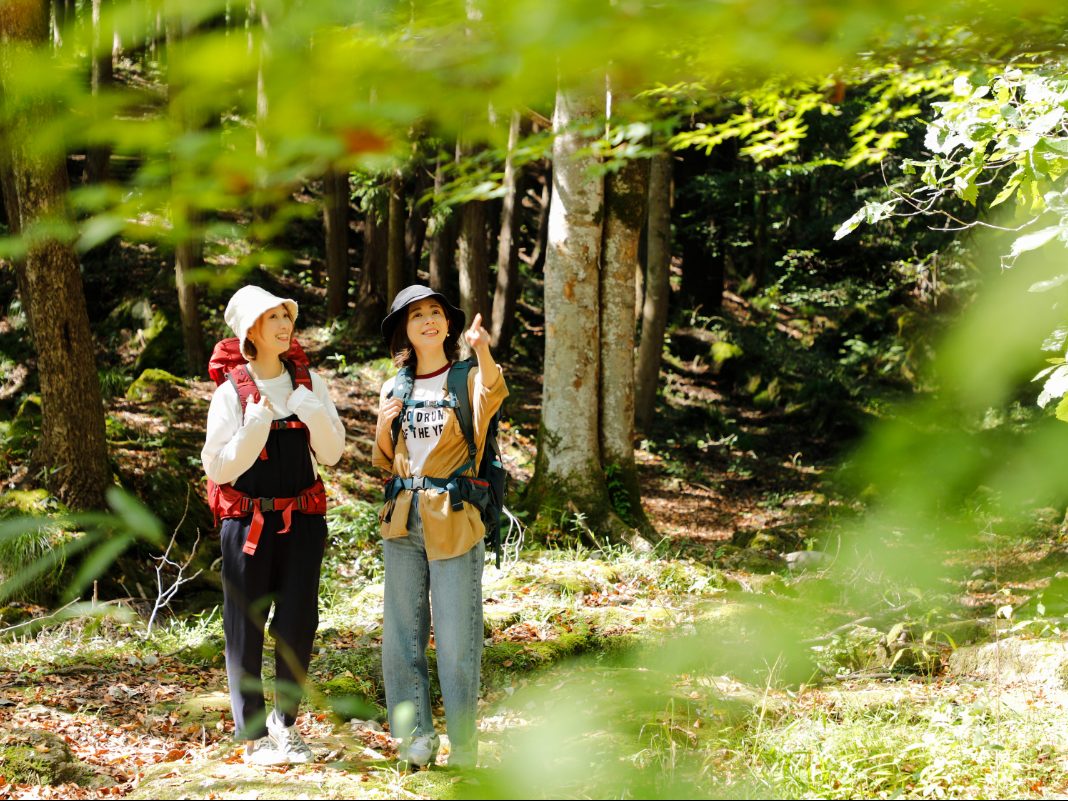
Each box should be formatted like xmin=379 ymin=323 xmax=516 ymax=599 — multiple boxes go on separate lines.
xmin=389 ymin=366 xmax=416 ymax=446
xmin=447 ymin=359 xmax=477 ymax=462
xmin=227 ymin=363 xmax=261 ymax=417
xmin=284 ymin=358 xmax=313 ymax=392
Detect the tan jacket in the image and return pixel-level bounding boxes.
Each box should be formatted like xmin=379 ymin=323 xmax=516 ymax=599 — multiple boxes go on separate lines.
xmin=372 ymin=363 xmax=508 ymax=560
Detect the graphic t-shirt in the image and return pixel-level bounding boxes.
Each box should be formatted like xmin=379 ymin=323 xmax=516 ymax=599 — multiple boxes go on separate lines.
xmin=380 ymin=364 xmax=451 ymax=477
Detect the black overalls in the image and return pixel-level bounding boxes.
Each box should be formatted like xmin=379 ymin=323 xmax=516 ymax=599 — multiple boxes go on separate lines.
xmin=220 ymin=411 xmax=327 ymax=741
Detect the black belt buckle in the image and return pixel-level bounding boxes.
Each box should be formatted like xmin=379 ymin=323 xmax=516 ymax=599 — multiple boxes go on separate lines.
xmin=258 ymin=497 xmax=275 ymax=512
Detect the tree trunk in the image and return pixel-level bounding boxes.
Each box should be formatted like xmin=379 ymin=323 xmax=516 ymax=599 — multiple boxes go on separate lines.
xmin=529 ymin=89 xmax=648 ymax=550
xmin=387 ymin=171 xmax=406 ymax=303
xmin=527 ymin=167 xmax=551 ymax=272
xmin=404 ymin=163 xmax=432 ymax=283
xmin=490 ymin=110 xmax=521 ymax=355
xmin=458 ymin=199 xmax=489 ymax=327
xmin=0 ymin=0 xmax=110 ymax=510
xmin=600 ymin=155 xmax=650 ymax=532
xmin=85 ymin=0 xmax=112 ymax=184
xmin=635 ymin=152 xmax=672 ymax=432
xmin=353 ymin=200 xmax=388 ymax=335
xmin=323 ymin=167 xmax=351 ymax=319
xmin=428 ymin=157 xmax=458 ymax=295
xmin=174 ymin=227 xmax=206 ymax=375
xmin=167 ymin=15 xmax=206 ymax=376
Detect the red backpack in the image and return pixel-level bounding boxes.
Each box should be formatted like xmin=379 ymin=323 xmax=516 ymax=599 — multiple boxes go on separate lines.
xmin=206 ymin=337 xmax=326 ymax=556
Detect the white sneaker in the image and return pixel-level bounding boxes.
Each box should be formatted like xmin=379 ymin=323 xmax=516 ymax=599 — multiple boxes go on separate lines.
xmin=399 ymin=734 xmax=440 ymax=769
xmin=243 ymin=737 xmax=287 ymax=766
xmin=267 ymin=709 xmax=314 ymax=764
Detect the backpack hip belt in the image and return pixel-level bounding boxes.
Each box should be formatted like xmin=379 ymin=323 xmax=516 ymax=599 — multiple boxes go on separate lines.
xmin=384 ymin=471 xmax=490 ymax=515
xmin=214 ymin=478 xmax=327 ymax=556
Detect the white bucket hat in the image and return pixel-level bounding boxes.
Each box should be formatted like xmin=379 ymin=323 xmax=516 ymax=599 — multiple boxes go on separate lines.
xmin=223 ymin=285 xmax=299 ymax=357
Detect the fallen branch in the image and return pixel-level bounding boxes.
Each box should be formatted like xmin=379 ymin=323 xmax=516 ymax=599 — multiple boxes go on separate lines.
xmin=144 ymin=488 xmax=203 ymax=637
xmin=0 ymin=598 xmax=79 ymax=637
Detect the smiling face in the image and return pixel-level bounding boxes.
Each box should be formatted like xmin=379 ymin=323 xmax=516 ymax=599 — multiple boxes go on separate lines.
xmin=247 ymin=303 xmax=294 ymax=359
xmin=405 ymin=298 xmax=448 ymax=353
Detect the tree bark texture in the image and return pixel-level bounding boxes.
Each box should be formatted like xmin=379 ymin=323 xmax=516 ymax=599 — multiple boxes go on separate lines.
xmin=528 ymin=168 xmax=551 ymax=272
xmin=458 ymin=199 xmax=489 ymax=327
xmin=174 ymin=227 xmax=206 ymax=375
xmin=490 ymin=110 xmax=521 ymax=355
xmin=0 ymin=0 xmax=110 ymax=510
xmin=531 ymin=90 xmax=647 ymax=549
xmin=635 ymin=152 xmax=672 ymax=431
xmin=167 ymin=16 xmax=207 ymax=376
xmin=323 ymin=167 xmax=350 ymax=319
xmin=404 ymin=164 xmax=432 ymax=284
xmin=600 ymin=155 xmax=649 ymax=529
xmin=428 ymin=158 xmax=458 ymax=295
xmin=387 ymin=171 xmax=405 ymax=304
xmin=353 ymin=199 xmax=388 ymax=335
xmin=85 ymin=0 xmax=113 ymax=184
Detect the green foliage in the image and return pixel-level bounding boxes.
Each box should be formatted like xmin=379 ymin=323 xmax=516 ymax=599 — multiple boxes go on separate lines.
xmin=0 ymin=491 xmax=69 ymax=602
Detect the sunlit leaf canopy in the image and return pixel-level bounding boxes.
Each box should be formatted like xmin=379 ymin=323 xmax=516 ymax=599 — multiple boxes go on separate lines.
xmin=1 ymin=0 xmax=1065 ymax=266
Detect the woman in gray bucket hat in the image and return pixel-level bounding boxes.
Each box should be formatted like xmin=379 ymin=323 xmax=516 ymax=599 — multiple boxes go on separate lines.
xmin=372 ymin=285 xmax=508 ymax=769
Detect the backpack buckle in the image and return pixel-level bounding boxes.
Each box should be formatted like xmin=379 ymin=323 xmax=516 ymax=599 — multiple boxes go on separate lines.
xmin=257 ymin=497 xmax=275 ymax=513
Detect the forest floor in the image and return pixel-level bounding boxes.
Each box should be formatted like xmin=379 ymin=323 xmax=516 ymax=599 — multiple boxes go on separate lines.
xmin=4 ymin=282 xmax=1068 ymax=798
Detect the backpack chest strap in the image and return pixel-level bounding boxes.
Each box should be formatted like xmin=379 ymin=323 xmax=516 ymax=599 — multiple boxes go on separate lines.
xmin=258 ymin=419 xmax=309 ymax=460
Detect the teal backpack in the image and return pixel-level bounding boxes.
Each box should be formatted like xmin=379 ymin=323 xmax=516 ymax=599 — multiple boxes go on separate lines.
xmin=383 ymin=359 xmax=508 ymax=567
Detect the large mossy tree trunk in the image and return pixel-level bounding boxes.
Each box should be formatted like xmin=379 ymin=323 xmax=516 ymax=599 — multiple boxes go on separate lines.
xmin=323 ymin=166 xmax=351 ymax=319
xmin=490 ymin=110 xmax=521 ymax=356
xmin=528 ymin=89 xmax=649 ymax=550
xmin=635 ymin=151 xmax=672 ymax=431
xmin=0 ymin=0 xmax=110 ymax=510
xmin=600 ymin=154 xmax=651 ymax=533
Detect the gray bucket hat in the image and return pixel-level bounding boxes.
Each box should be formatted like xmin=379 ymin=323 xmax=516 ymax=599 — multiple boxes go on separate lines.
xmin=381 ymin=285 xmax=466 ymax=349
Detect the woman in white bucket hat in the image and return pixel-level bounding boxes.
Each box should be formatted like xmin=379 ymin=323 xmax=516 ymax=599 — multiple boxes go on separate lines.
xmin=201 ymin=285 xmax=345 ymax=765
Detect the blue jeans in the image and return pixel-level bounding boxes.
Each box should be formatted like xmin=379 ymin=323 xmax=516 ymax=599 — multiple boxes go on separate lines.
xmin=382 ymin=494 xmax=485 ymax=765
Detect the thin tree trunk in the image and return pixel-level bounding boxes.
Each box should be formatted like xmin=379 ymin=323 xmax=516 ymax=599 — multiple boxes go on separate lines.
xmin=323 ymin=167 xmax=350 ymax=319
xmin=353 ymin=200 xmax=388 ymax=335
xmin=85 ymin=0 xmax=113 ymax=184
xmin=600 ymin=155 xmax=650 ymax=532
xmin=405 ymin=163 xmax=432 ymax=283
xmin=167 ymin=15 xmax=206 ymax=376
xmin=387 ymin=171 xmax=406 ymax=303
xmin=0 ymin=0 xmax=110 ymax=510
xmin=490 ymin=110 xmax=521 ymax=355
xmin=458 ymin=199 xmax=489 ymax=326
xmin=529 ymin=89 xmax=648 ymax=550
xmin=428 ymin=156 xmax=458 ymax=294
xmin=635 ymin=152 xmax=672 ymax=432
xmin=174 ymin=227 xmax=206 ymax=375
xmin=527 ymin=168 xmax=551 ymax=272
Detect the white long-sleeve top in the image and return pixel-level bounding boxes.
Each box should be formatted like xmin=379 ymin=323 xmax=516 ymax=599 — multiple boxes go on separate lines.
xmin=201 ymin=369 xmax=345 ymax=486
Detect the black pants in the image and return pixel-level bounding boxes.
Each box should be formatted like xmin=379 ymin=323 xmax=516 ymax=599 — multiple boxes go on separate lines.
xmin=220 ymin=513 xmax=327 ymax=740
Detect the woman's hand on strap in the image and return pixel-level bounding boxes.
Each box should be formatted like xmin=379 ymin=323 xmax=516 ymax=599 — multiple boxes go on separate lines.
xmin=380 ymin=397 xmax=404 ymax=425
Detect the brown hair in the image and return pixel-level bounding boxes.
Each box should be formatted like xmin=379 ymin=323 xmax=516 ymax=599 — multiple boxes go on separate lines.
xmin=242 ymin=340 xmax=258 ymax=360
xmin=390 ymin=307 xmax=461 ymax=369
